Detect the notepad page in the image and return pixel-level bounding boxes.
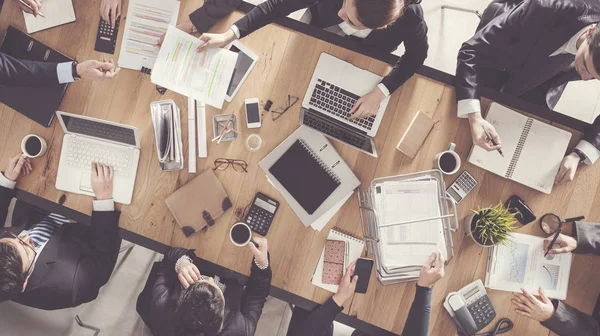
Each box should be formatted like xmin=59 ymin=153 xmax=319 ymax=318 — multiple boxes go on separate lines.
xmin=24 ymin=0 xmax=76 ymax=34
xmin=468 ymin=104 xmax=528 ymax=177
xmin=511 ymin=120 xmax=571 ymax=194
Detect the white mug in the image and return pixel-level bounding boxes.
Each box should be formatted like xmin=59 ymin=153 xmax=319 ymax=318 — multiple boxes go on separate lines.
xmin=21 ymin=134 xmax=48 ymax=158
xmin=434 ymin=142 xmax=461 ymax=175
xmin=229 ymin=222 xmax=253 ymax=247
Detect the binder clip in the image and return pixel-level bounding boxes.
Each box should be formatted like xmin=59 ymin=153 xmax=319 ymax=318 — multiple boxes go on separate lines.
xmin=140 ymin=67 xmax=152 ymax=75
xmin=156 ymin=86 xmax=167 ymax=95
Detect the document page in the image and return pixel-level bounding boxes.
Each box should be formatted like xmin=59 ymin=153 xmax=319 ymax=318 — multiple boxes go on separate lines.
xmin=486 ymin=233 xmax=571 ymax=300
xmin=152 ymin=26 xmax=238 ymax=109
xmin=118 ymin=0 xmax=180 ymax=70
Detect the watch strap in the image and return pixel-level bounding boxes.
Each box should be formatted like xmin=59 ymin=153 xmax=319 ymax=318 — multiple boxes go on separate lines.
xmin=573 ymin=148 xmax=586 ymax=162
xmin=72 ymin=61 xmax=80 ymax=80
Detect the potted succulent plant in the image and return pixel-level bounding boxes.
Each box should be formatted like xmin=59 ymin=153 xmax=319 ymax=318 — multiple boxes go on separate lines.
xmin=464 ymin=203 xmax=518 ymax=247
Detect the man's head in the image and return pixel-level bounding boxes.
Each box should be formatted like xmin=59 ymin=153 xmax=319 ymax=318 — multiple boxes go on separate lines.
xmin=0 ymin=231 xmax=36 ymax=302
xmin=175 ymin=278 xmax=226 ymax=336
xmin=576 ymin=24 xmax=600 ymax=81
xmin=338 ymin=0 xmax=418 ymax=30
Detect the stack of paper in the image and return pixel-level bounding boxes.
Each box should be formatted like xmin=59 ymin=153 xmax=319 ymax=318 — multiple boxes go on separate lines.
xmin=372 ymin=178 xmax=448 ymax=283
xmin=151 ymin=100 xmax=184 ymax=171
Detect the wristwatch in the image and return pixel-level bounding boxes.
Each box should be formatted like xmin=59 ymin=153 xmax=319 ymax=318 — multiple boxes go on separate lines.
xmin=71 ymin=61 xmax=80 ymax=80
xmin=573 ymin=148 xmax=587 ymax=163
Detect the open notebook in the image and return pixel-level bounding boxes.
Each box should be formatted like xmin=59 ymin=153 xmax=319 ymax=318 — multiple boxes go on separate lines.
xmin=469 ymin=103 xmax=572 ymax=194
xmin=23 ymin=0 xmax=76 ymax=34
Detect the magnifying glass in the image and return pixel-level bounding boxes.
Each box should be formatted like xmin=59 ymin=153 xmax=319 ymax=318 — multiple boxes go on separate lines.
xmin=539 ymin=213 xmax=585 ymax=235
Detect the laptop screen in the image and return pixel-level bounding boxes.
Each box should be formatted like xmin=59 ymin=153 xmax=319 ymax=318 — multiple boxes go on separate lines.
xmin=61 ymin=115 xmax=137 ymax=146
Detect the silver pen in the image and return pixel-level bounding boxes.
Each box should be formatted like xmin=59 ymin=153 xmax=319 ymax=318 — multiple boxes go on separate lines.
xmin=482 ymin=125 xmax=504 ymax=157
xmin=19 ymin=0 xmax=46 ymax=18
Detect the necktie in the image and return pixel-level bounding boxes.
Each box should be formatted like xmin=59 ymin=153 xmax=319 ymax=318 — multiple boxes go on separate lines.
xmin=28 ymin=213 xmax=70 ymax=249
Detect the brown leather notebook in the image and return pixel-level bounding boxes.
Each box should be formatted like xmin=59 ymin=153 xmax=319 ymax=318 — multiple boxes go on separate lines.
xmin=165 ymin=169 xmax=232 ymax=237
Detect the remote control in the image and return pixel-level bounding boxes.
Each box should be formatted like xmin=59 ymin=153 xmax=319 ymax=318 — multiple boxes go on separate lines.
xmin=446 ymin=170 xmax=478 ymax=204
xmin=94 ymin=16 xmax=120 ymax=54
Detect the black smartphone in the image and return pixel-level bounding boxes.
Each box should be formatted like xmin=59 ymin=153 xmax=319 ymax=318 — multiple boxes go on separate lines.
xmin=354 ymin=258 xmax=374 ymax=294
xmin=505 ymin=195 xmax=536 ymax=225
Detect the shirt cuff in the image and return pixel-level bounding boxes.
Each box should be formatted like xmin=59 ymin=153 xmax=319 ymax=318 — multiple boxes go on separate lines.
xmin=457 ymin=99 xmax=482 ymax=118
xmin=0 ymin=173 xmax=16 ymax=189
xmin=575 ymin=140 xmax=600 ymax=165
xmin=56 ymin=62 xmax=75 ymax=84
xmin=230 ymin=25 xmax=241 ymax=39
xmin=93 ymin=199 xmax=115 ymax=211
xmin=377 ymin=83 xmax=391 ymax=97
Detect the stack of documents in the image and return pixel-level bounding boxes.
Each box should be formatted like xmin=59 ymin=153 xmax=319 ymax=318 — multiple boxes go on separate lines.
xmin=151 ymin=100 xmax=184 ymax=171
xmin=372 ymin=177 xmax=448 ymax=283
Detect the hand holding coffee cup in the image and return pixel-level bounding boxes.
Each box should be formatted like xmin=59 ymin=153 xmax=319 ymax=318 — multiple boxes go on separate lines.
xmin=21 ymin=134 xmax=47 ymax=158
xmin=434 ymin=143 xmax=461 ymax=175
xmin=230 ymin=222 xmax=269 ymax=267
xmin=4 ymin=153 xmax=32 ymax=181
xmin=249 ymin=236 xmax=269 ymax=268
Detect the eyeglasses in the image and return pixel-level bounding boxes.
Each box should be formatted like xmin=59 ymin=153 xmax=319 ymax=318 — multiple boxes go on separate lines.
xmin=213 ymin=158 xmax=248 ymax=173
xmin=0 ymin=230 xmax=37 ymax=277
xmin=267 ymin=95 xmax=299 ymax=121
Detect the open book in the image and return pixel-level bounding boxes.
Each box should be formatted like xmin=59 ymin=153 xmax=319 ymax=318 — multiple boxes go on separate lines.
xmin=468 ymin=103 xmax=572 ymax=194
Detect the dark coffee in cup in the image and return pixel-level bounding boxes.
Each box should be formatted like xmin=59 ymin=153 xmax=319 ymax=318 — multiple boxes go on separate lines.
xmin=25 ymin=137 xmax=42 ymax=157
xmin=230 ymin=223 xmax=252 ymax=246
xmin=439 ymin=152 xmax=457 ymax=173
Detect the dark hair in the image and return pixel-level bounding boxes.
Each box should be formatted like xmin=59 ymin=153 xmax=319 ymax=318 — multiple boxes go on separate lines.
xmin=174 ymin=281 xmax=225 ymax=336
xmin=354 ymin=0 xmax=420 ymax=29
xmin=0 ymin=242 xmax=26 ymax=302
xmin=589 ymin=24 xmax=600 ymax=75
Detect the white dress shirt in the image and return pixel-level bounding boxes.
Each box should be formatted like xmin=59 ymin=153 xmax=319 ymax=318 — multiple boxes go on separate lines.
xmin=457 ymin=26 xmax=599 ymax=164
xmin=56 ymin=62 xmax=76 ymax=84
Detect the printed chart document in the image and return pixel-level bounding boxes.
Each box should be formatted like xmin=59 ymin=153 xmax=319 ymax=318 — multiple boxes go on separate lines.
xmin=485 ymin=233 xmax=572 ymax=300
xmin=23 ymin=0 xmax=76 ymax=34
xmin=118 ymin=0 xmax=180 ymax=70
xmin=152 ymin=26 xmax=238 ymax=109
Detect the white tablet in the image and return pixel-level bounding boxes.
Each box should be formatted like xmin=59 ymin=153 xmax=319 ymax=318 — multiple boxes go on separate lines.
xmin=225 ymin=41 xmax=259 ymax=102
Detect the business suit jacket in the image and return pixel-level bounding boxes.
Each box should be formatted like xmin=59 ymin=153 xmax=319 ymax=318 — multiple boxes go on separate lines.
xmin=136 ymin=247 xmax=272 ymax=336
xmin=456 ymin=0 xmax=600 ymax=150
xmin=540 ymin=222 xmax=600 ymax=336
xmin=227 ymin=0 xmax=427 ymax=94
xmin=0 ymin=52 xmax=60 ymax=87
xmin=0 ymin=186 xmax=122 ymax=310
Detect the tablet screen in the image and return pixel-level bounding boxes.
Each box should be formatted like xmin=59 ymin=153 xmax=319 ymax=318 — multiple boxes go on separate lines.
xmin=227 ymin=45 xmax=255 ymax=96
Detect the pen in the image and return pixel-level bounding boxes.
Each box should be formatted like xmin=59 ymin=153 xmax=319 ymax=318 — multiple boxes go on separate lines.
xmin=19 ymin=0 xmax=46 ymax=18
xmin=482 ymin=125 xmax=504 ymax=157
xmin=544 ymin=227 xmax=562 ymax=257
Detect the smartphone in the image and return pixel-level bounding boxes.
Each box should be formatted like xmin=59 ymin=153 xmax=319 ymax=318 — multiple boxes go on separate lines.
xmin=245 ymin=98 xmax=261 ymax=128
xmin=355 ymin=258 xmax=374 ymax=294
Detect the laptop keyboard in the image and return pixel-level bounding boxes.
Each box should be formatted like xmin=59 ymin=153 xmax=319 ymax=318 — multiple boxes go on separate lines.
xmin=64 ymin=138 xmax=135 ymax=178
xmin=303 ymin=111 xmax=368 ymax=149
xmin=309 ymin=79 xmax=376 ymax=131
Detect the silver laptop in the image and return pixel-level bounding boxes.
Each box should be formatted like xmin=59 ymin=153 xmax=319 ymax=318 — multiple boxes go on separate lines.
xmin=55 ymin=111 xmax=141 ymax=205
xmin=299 ymin=53 xmax=390 ymax=157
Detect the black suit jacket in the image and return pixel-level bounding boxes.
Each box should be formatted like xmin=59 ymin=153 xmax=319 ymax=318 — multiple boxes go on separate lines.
xmin=0 ymin=186 xmax=121 ymax=310
xmin=136 ymin=247 xmax=272 ymax=336
xmin=0 ymin=52 xmax=60 ymax=87
xmin=456 ymin=0 xmax=600 ymax=149
xmin=227 ymin=0 xmax=427 ymax=94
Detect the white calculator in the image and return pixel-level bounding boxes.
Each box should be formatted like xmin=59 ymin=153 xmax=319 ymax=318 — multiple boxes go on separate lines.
xmin=446 ymin=171 xmax=478 ymax=204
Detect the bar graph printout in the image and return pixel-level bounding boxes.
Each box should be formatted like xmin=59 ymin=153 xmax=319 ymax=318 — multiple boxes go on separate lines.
xmin=118 ymin=0 xmax=180 ymax=70
xmin=152 ymin=26 xmax=238 ymax=109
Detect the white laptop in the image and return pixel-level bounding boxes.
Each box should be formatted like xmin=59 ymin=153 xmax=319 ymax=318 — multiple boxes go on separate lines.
xmin=55 ymin=111 xmax=141 ymax=205
xmin=299 ymin=53 xmax=390 ymax=157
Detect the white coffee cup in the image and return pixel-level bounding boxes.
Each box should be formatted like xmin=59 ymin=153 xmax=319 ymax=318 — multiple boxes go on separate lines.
xmin=21 ymin=134 xmax=48 ymax=158
xmin=229 ymin=222 xmax=253 ymax=247
xmin=434 ymin=142 xmax=461 ymax=175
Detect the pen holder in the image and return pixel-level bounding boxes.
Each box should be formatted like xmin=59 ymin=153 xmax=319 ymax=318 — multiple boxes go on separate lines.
xmin=212 ymin=114 xmax=239 ymax=142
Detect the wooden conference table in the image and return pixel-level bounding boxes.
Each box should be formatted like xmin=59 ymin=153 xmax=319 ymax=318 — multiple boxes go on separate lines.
xmin=2 ymin=0 xmax=600 ymax=335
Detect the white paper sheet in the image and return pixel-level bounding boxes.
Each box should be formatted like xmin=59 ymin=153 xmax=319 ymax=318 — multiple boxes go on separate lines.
xmin=23 ymin=0 xmax=75 ymax=34
xmin=118 ymin=0 xmax=180 ymax=70
xmin=151 ymin=26 xmax=238 ymax=109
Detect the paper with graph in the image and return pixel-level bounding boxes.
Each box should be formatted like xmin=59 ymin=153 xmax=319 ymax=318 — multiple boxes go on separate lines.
xmin=485 ymin=233 xmax=572 ymax=300
xmin=151 ymin=26 xmax=238 ymax=108
xmin=118 ymin=0 xmax=180 ymax=70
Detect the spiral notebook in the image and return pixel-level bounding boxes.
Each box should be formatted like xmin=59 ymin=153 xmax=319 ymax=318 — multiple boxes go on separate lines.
xmin=468 ymin=103 xmax=572 ymax=194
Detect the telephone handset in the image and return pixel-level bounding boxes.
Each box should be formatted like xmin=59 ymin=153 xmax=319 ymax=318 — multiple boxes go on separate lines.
xmin=444 ymin=280 xmax=496 ymax=335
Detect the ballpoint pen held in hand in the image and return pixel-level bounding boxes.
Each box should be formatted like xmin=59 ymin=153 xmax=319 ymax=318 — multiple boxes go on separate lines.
xmin=482 ymin=125 xmax=504 ymax=157
xmin=19 ymin=0 xmax=46 ymax=17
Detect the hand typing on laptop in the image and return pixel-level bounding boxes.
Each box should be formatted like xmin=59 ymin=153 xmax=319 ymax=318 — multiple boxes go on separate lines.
xmin=348 ymin=86 xmax=386 ymax=120
xmin=91 ymin=163 xmax=114 ymax=200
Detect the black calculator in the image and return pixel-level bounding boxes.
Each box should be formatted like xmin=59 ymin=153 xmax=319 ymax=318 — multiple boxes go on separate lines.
xmin=94 ymin=16 xmax=121 ymax=54
xmin=244 ymin=193 xmax=280 ymax=236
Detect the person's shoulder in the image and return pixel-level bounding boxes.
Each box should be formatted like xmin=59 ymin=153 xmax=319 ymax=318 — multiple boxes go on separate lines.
xmin=400 ymin=2 xmax=425 ymax=22
xmin=528 ymin=0 xmax=587 ymax=16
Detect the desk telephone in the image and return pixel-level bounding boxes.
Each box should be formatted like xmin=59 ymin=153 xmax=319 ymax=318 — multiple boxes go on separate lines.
xmin=444 ymin=280 xmax=496 ymax=335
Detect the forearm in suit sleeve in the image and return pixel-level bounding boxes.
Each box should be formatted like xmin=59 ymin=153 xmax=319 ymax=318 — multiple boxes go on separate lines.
xmin=401 ymin=285 xmax=432 ymax=336
xmin=573 ymin=222 xmax=600 ymax=255
xmin=455 ymin=1 xmax=557 ymax=101
xmin=238 ymin=255 xmax=273 ymax=334
xmin=288 ymin=297 xmax=343 ymax=336
xmin=72 ymin=210 xmax=121 ymax=305
xmin=189 ymin=0 xmax=243 ymax=34
xmin=0 ymin=52 xmax=59 ymax=87
xmin=581 ymin=116 xmax=600 ymax=153
xmin=380 ymin=13 xmax=428 ymax=93
xmin=0 ymin=186 xmax=16 ymax=227
xmin=233 ymin=0 xmax=317 ymax=38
